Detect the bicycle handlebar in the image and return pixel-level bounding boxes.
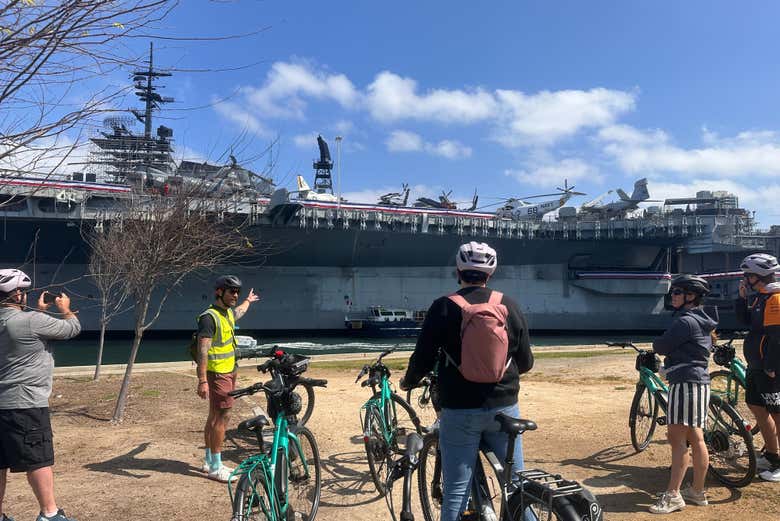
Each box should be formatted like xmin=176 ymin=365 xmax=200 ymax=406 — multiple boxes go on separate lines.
xmin=228 ymin=382 xmax=265 ymax=398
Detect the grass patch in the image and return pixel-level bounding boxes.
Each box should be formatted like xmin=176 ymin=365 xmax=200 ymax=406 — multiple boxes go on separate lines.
xmin=310 ymin=359 xmax=408 ymax=371
xmin=142 ymin=389 xmax=161 ymax=398
xmin=535 ymin=349 xmax=632 ymax=360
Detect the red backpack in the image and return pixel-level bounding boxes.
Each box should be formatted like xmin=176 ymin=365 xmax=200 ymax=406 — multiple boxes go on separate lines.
xmin=445 ymin=291 xmax=511 ymax=383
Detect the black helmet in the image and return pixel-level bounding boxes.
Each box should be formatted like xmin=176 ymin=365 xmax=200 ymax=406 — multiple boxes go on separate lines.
xmin=670 ymin=274 xmax=710 ymax=296
xmin=214 ymin=275 xmax=242 ymax=290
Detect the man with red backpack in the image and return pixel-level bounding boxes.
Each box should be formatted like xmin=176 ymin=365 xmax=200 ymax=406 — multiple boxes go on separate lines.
xmin=401 ymin=241 xmax=533 ymax=521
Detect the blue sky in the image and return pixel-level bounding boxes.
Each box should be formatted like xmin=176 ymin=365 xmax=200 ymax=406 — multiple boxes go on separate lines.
xmin=71 ymin=2 xmax=780 ymax=223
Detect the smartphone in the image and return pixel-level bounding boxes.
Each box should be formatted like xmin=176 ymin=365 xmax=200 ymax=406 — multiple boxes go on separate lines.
xmin=43 ymin=292 xmax=58 ymax=304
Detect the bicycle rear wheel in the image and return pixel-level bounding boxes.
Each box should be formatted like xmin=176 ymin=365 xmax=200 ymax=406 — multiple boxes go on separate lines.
xmin=364 ymin=406 xmax=392 ymax=496
xmin=629 ymin=383 xmax=659 ymax=452
xmin=709 ymin=370 xmax=759 ymax=435
xmin=417 ymin=434 xmax=442 ymax=521
xmin=232 ymin=472 xmax=273 ymax=521
xmin=705 ymin=394 xmax=756 ymax=488
xmin=507 ymin=481 xmax=602 ymax=521
xmin=287 ymin=426 xmax=322 ymax=521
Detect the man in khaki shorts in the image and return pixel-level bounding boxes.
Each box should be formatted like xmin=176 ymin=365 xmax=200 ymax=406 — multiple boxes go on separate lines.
xmin=195 ymin=275 xmax=258 ymax=482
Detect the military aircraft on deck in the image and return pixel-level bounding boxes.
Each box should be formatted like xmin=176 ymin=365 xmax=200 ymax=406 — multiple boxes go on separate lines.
xmin=579 ymin=178 xmax=651 ymax=219
xmin=494 ymin=180 xmax=585 ymax=221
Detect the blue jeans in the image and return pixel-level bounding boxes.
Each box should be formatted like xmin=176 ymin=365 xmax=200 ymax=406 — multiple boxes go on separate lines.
xmin=439 ymin=403 xmax=525 ymax=521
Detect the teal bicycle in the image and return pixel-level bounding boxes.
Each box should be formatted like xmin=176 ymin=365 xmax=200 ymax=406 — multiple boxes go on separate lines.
xmin=709 ymin=332 xmax=759 ymax=435
xmin=609 ymin=341 xmax=757 ymax=488
xmin=228 ymin=353 xmax=322 ymax=521
xmin=356 ymin=348 xmax=423 ymax=496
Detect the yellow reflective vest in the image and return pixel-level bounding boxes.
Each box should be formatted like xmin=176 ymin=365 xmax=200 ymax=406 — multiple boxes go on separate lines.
xmin=199 ymin=306 xmax=236 ymax=374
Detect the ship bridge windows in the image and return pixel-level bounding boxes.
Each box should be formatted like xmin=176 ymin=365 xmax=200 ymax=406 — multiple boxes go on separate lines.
xmin=37 ymin=198 xmax=76 ymax=214
xmin=0 ymin=195 xmax=27 ymax=212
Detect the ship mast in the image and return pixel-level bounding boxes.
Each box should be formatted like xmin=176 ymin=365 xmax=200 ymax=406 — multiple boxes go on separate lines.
xmin=131 ymin=42 xmax=173 ymax=139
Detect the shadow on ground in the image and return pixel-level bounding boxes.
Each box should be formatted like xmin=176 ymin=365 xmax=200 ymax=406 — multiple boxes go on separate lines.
xmin=84 ymin=442 xmax=202 ymax=479
xmin=560 ymin=443 xmax=742 ymax=513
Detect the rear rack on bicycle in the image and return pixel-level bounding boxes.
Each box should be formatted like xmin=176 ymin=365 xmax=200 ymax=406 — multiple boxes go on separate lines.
xmin=516 ymin=469 xmax=584 ymax=503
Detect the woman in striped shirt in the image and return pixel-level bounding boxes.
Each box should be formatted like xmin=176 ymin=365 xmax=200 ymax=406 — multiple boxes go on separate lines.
xmin=649 ymin=274 xmax=718 ymax=514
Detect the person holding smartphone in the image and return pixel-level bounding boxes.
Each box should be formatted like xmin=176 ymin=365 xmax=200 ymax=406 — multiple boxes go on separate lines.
xmin=736 ymin=253 xmax=780 ymax=482
xmin=0 ymin=269 xmax=81 ymax=521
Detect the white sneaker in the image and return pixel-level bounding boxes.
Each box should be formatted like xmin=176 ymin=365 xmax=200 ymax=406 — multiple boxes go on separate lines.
xmin=649 ymin=492 xmax=685 ymax=514
xmin=680 ymin=485 xmax=708 ymax=506
xmin=759 ymin=466 xmax=780 ymax=482
xmin=208 ymin=465 xmax=237 ymax=483
xmin=200 ymin=459 xmax=210 ymax=473
xmin=756 ymin=453 xmax=771 ymax=471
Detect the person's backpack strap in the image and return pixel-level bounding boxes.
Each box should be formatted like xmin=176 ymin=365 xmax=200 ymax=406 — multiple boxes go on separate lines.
xmin=448 ymin=293 xmax=469 ymax=308
xmin=488 ymin=291 xmax=504 ymax=305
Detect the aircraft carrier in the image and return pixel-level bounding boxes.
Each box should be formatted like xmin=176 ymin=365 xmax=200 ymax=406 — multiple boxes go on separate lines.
xmin=1 ymin=51 xmax=777 ymax=333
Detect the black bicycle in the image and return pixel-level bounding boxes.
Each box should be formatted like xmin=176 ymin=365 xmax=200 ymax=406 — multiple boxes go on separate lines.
xmin=384 ymin=432 xmax=426 ymax=521
xmin=418 ymin=415 xmax=602 ymax=521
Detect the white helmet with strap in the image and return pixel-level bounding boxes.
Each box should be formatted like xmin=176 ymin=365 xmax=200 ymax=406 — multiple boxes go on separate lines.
xmin=740 ymin=253 xmax=780 ymax=277
xmin=456 ymin=241 xmax=498 ymax=275
xmin=0 ymin=269 xmax=32 ymax=293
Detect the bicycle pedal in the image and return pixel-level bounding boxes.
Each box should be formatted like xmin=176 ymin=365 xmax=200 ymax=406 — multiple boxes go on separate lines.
xmin=656 ymin=416 xmax=667 ymax=426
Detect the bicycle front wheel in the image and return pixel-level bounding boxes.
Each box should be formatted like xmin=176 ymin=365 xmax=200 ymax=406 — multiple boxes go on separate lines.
xmin=364 ymin=406 xmax=392 ymax=496
xmin=705 ymin=394 xmax=756 ymax=488
xmin=287 ymin=426 xmax=322 ymax=521
xmin=293 ymin=382 xmax=317 ymax=426
xmin=407 ymin=385 xmax=438 ymax=432
xmin=629 ymin=383 xmax=659 ymax=452
xmin=232 ymin=472 xmax=273 ymax=521
xmin=417 ymin=433 xmax=442 ymax=521
xmin=380 ymin=392 xmax=423 ymax=453
xmin=709 ymin=370 xmax=758 ymax=435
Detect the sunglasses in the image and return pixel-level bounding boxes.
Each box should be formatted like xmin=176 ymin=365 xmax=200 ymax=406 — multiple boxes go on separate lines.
xmin=225 ymin=288 xmax=241 ymax=294
xmin=670 ymin=288 xmax=687 ymax=296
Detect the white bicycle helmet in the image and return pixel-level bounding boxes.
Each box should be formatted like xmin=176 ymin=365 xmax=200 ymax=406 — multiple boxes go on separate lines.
xmin=456 ymin=242 xmax=498 ymax=275
xmin=0 ymin=269 xmax=32 ymax=293
xmin=740 ymin=253 xmax=780 ymax=277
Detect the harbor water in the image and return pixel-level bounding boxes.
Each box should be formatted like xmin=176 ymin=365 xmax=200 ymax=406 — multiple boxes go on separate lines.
xmin=52 ymin=333 xmax=655 ymax=367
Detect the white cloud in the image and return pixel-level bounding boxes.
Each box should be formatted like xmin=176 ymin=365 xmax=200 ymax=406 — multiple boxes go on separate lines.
xmin=600 ymin=125 xmax=780 ymax=178
xmin=494 ymin=88 xmax=636 ymax=146
xmin=0 ymin=135 xmax=89 ymax=176
xmin=213 ymin=100 xmax=268 ymax=135
xmin=366 ymin=71 xmax=498 ymax=123
xmin=504 ymin=158 xmax=603 ymax=187
xmin=292 ymin=133 xmax=317 ymax=149
xmin=243 ymin=61 xmax=359 ymax=119
xmin=385 ymin=130 xmax=471 ymax=159
xmin=386 ymin=130 xmax=423 ymax=152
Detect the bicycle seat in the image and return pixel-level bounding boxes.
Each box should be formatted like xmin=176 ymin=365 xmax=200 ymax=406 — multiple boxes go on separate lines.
xmin=238 ymin=414 xmax=270 ymax=432
xmin=494 ymin=413 xmax=537 ymax=435
xmin=405 ymin=432 xmax=424 ymax=457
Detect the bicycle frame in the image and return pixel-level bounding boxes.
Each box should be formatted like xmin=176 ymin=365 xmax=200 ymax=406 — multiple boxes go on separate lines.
xmin=229 ymin=412 xmax=311 ymax=521
xmin=362 ymin=373 xmax=399 ymax=447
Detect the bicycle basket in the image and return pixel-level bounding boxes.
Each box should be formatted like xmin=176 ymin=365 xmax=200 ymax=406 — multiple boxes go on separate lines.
xmin=636 ymin=352 xmax=660 ymax=373
xmin=713 ymin=345 xmax=736 ymax=367
xmin=278 ymin=353 xmax=310 ymax=376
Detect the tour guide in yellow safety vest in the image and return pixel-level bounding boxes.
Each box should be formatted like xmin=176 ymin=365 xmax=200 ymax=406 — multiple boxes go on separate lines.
xmin=200 ymin=306 xmax=237 ymax=373
xmin=195 ymin=274 xmax=259 ymax=483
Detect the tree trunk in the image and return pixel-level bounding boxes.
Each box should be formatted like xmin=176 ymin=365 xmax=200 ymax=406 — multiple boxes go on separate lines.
xmin=93 ymin=314 xmax=107 ymax=381
xmin=112 ymin=296 xmax=150 ymax=422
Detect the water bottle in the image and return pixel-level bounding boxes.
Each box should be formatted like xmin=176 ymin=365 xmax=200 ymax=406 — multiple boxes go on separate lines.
xmin=481 ymin=505 xmax=498 ymax=521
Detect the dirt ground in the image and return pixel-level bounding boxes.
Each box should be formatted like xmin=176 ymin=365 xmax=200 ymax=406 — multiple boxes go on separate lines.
xmin=3 ymin=351 xmax=778 ymax=520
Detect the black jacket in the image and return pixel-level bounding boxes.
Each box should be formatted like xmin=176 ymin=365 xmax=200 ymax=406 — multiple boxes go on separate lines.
xmin=652 ymin=306 xmax=718 ymax=384
xmin=402 ymin=286 xmax=533 ymax=409
xmin=735 ymin=286 xmax=780 ymax=372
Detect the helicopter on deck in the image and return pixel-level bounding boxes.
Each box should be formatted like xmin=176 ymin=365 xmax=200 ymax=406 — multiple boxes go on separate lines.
xmin=494 ymin=180 xmax=585 ymax=221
